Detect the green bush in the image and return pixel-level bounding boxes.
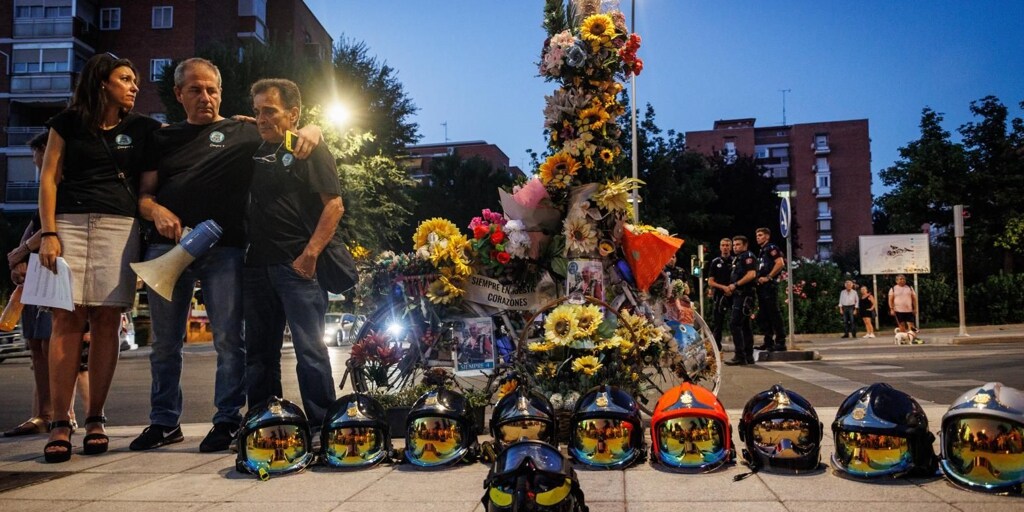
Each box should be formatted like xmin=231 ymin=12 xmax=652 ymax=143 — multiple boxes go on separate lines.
xmin=966 ymin=272 xmax=1024 ymax=324
xmin=778 ymin=259 xmax=844 ymax=334
xmin=917 ymin=274 xmax=957 ymax=324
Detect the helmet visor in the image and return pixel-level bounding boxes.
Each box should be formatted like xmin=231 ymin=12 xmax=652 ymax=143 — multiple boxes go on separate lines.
xmin=752 ymin=417 xmax=817 ymax=459
xmin=241 ymin=424 xmax=310 ymax=474
xmin=406 ymin=416 xmax=466 ymax=466
xmin=655 ymin=416 xmax=728 ymax=470
xmin=497 ymin=419 xmax=552 ymax=445
xmin=323 ymin=426 xmax=385 ymax=468
xmin=942 ymin=416 xmax=1024 ymax=491
xmin=833 ymin=430 xmax=912 ymax=477
xmin=495 ymin=441 xmax=565 ymax=475
xmin=570 ymin=418 xmax=638 ymax=468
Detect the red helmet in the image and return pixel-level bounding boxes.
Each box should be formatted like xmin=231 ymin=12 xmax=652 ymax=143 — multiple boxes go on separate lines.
xmin=650 ymin=382 xmax=734 ymax=472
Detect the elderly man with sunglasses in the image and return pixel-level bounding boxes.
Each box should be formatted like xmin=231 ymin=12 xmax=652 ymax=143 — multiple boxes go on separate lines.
xmin=242 ymin=78 xmax=342 ymax=430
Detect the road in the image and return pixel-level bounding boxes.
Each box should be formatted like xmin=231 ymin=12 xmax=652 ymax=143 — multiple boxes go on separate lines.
xmin=1 ymin=341 xmax=1022 ymax=430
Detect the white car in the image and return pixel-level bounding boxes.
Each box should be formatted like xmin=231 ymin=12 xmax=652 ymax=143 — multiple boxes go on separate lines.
xmin=324 ymin=313 xmax=364 ymax=347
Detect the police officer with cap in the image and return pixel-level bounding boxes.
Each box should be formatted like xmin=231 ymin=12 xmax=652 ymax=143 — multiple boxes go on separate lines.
xmin=725 ymin=235 xmax=757 ymax=366
xmin=705 ymin=238 xmax=734 ymax=351
xmin=754 ymin=227 xmax=787 ymax=352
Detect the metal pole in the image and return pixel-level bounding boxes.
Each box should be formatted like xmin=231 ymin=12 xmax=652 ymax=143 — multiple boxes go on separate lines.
xmin=872 ymin=275 xmax=878 ymax=331
xmin=629 ymin=0 xmax=639 ymax=223
xmin=786 ymin=232 xmax=795 ymax=348
xmin=698 ymin=244 xmax=705 ymax=318
xmin=913 ymin=273 xmax=920 ymax=328
xmin=954 ymin=204 xmax=969 ymax=336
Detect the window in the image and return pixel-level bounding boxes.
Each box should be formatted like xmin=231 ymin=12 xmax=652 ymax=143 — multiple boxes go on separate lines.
xmin=817 ymin=201 xmax=830 ymax=215
xmin=723 ymin=139 xmax=737 ymax=164
xmin=12 ymin=48 xmax=70 ymax=74
xmin=817 ymin=175 xmax=830 ymax=188
xmin=150 ymin=59 xmax=172 ymax=82
xmin=815 ymin=134 xmax=829 ymax=147
xmin=817 ymin=219 xmax=831 ymax=232
xmin=152 ymin=6 xmax=173 ymax=29
xmin=15 ymin=5 xmax=44 ymax=19
xmin=816 ymin=157 xmax=829 ymax=172
xmin=100 ymin=8 xmax=121 ymax=30
xmin=44 ymin=6 xmax=71 ymax=17
xmin=150 ymin=113 xmax=168 ymax=124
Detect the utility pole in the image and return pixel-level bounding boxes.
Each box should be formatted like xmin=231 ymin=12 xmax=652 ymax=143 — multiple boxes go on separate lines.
xmin=779 ymin=89 xmax=791 ymax=125
xmin=441 ymin=121 xmax=449 ymax=142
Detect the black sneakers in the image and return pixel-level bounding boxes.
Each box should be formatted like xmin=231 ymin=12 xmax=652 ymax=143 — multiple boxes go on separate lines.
xmin=199 ymin=422 xmax=239 ymax=453
xmin=129 ymin=424 xmax=184 ymax=451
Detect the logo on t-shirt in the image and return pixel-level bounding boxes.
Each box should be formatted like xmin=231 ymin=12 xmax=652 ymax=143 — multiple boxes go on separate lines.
xmin=209 ymin=131 xmax=225 ymax=144
xmin=115 ymin=134 xmax=132 ymax=146
xmin=281 ymin=153 xmax=294 ymax=167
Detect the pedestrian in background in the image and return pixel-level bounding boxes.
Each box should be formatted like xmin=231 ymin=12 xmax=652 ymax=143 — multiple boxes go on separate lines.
xmin=859 ymin=285 xmax=876 ymax=338
xmin=838 ymin=280 xmax=859 ymax=338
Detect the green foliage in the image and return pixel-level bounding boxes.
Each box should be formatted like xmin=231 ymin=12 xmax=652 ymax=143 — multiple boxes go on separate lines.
xmin=337 ymin=156 xmax=416 ymax=252
xmin=966 ymin=273 xmax=1024 ymax=324
xmin=783 ymin=259 xmax=844 ymax=333
xmin=916 ymin=274 xmax=957 ymax=324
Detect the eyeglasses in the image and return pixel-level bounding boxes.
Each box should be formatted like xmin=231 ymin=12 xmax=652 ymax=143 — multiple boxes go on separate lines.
xmin=941 ymin=416 xmax=1024 ymax=492
xmin=252 ymin=141 xmax=285 ymax=164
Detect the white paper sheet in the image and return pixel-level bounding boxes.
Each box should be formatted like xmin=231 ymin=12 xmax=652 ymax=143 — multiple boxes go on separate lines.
xmin=21 ymin=253 xmax=74 ymax=311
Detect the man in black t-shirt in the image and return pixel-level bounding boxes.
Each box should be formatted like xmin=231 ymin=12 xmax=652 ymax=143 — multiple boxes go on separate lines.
xmin=132 ymin=59 xmax=320 ymax=453
xmin=242 ymin=79 xmax=340 ymax=428
xmin=754 ymin=227 xmax=787 ymax=352
xmin=705 ymin=238 xmax=733 ymax=351
xmin=725 ymin=235 xmax=757 ymax=366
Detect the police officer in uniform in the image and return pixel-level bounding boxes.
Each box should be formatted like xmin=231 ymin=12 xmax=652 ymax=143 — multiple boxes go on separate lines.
xmin=725 ymin=236 xmax=757 ymax=366
xmin=705 ymin=238 xmax=734 ymax=351
xmin=754 ymin=227 xmax=787 ymax=352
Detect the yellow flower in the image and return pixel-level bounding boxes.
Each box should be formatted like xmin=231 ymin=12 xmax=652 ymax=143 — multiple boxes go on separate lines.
xmin=577 ymin=104 xmax=610 ymax=132
xmin=594 ymin=178 xmax=643 ymax=213
xmin=538 ymin=153 xmax=581 ymax=189
xmin=544 ymin=306 xmax=579 ymax=346
xmin=350 ymin=244 xmax=371 ymax=261
xmin=496 ymin=379 xmax=519 ymax=400
xmin=527 ymin=340 xmax=558 ymax=352
xmin=580 ymin=14 xmax=616 ymax=50
xmin=618 ymin=335 xmax=635 ymax=353
xmin=563 ymin=214 xmax=598 ymax=256
xmin=575 ymin=304 xmax=603 ymax=338
xmin=535 ymin=362 xmax=558 ymax=378
xmin=427 ymin=275 xmax=464 ymax=304
xmin=595 ymin=334 xmax=623 ymax=351
xmin=572 ymin=355 xmax=603 ymax=376
xmin=583 ymin=155 xmax=594 ymax=169
xmin=413 ymin=218 xmax=461 ymax=250
xmin=599 ymin=148 xmax=614 ymax=164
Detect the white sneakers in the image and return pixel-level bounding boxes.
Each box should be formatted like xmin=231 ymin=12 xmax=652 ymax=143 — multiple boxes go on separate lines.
xmin=862 ymin=333 xmax=875 ymax=338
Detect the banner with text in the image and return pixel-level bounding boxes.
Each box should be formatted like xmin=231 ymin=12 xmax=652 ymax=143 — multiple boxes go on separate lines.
xmin=464 ymin=274 xmax=554 ymax=311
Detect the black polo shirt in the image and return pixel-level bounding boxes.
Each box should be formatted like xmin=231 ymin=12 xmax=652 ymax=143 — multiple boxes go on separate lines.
xmin=758 ymin=242 xmax=784 ymax=280
xmin=731 ymin=250 xmax=757 ymax=293
xmin=706 ymin=254 xmax=734 ymax=296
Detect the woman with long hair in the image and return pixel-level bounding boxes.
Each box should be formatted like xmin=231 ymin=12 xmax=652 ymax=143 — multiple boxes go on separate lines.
xmin=37 ymin=53 xmax=161 ymax=462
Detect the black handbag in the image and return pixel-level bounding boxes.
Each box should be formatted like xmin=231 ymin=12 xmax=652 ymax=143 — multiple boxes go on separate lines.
xmin=317 ymin=233 xmax=359 ymax=294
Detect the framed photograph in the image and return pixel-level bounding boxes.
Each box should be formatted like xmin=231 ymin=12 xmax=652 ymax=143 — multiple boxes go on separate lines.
xmin=566 ymin=259 xmax=605 ymax=302
xmin=452 ymin=316 xmax=496 ymax=376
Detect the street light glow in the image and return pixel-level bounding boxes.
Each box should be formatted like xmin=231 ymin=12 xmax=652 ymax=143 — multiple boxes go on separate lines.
xmin=326 ymin=102 xmax=350 ymax=128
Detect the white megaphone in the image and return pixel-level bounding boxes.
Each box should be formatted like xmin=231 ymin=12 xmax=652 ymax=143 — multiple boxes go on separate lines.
xmin=131 ymin=220 xmax=223 ymax=301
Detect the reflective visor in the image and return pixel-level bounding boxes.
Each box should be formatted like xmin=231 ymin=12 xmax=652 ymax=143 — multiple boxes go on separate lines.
xmin=655 ymin=416 xmax=728 ymax=470
xmin=497 ymin=419 xmax=551 ymax=444
xmin=752 ymin=418 xmax=816 ymax=459
xmin=833 ymin=430 xmax=912 ymax=477
xmin=488 ymin=475 xmax=573 ymax=509
xmin=242 ymin=424 xmax=309 ymax=473
xmin=323 ymin=426 xmax=385 ymax=468
xmin=942 ymin=416 xmax=1024 ymax=491
xmin=495 ymin=442 xmax=565 ymax=475
xmin=406 ymin=416 xmax=466 ymax=466
xmin=570 ymin=418 xmax=638 ymax=467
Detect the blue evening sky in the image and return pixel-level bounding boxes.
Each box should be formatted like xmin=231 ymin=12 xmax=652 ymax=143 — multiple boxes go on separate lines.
xmin=306 ymin=1 xmax=1024 ymax=197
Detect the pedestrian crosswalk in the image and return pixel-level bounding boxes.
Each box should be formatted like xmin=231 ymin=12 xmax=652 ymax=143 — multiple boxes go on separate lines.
xmin=821 ymin=361 xmax=983 ymax=389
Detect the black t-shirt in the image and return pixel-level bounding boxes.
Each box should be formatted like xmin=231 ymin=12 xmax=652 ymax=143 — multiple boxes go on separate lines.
xmin=150 ymin=119 xmax=262 ymax=247
xmin=707 ymin=255 xmax=734 ymax=296
xmin=47 ymin=110 xmax=160 ymax=217
xmin=758 ymin=242 xmax=784 ymax=279
xmin=246 ymin=143 xmax=342 ymax=266
xmin=730 ymin=250 xmax=757 ymax=293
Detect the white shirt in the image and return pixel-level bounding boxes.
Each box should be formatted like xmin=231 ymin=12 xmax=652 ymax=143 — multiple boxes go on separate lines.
xmin=838 ymin=289 xmax=859 ymax=307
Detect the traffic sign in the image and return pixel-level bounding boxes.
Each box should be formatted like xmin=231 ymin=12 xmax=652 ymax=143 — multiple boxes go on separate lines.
xmin=779 ymin=197 xmax=791 ymax=238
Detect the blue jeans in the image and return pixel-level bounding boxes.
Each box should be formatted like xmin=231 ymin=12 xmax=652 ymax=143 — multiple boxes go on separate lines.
xmin=146 ymin=244 xmax=246 ymax=427
xmin=243 ymin=264 xmax=336 ymax=426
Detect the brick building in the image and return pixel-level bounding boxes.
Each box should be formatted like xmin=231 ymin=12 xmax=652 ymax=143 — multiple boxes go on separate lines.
xmin=401 ymin=140 xmax=526 ymax=184
xmin=686 ymin=118 xmax=873 ymax=260
xmin=0 ymin=0 xmax=331 ymax=215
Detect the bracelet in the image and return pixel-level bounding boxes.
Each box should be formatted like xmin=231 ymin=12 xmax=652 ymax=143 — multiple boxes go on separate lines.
xmin=40 ymin=232 xmax=58 ymax=238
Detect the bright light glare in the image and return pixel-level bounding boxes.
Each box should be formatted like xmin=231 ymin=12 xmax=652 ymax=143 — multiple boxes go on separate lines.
xmin=386 ymin=321 xmax=403 ymax=337
xmin=326 ymin=102 xmax=350 ymax=128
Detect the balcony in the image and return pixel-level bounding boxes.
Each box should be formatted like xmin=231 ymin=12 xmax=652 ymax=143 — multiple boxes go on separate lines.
xmin=812 ymin=186 xmax=831 ymax=198
xmin=13 ymin=18 xmax=73 ymax=37
xmin=237 ymin=16 xmax=267 ymax=45
xmin=4 ymin=126 xmax=47 ymax=147
xmin=10 ymin=73 xmax=76 ymax=94
xmin=816 ymin=209 xmax=832 ymax=220
xmin=5 ymin=181 xmax=40 ymax=203
xmin=812 ymin=142 xmax=831 ymax=155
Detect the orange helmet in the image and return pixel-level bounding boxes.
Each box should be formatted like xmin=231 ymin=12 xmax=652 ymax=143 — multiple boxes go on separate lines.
xmin=650 ymin=382 xmax=734 ymax=472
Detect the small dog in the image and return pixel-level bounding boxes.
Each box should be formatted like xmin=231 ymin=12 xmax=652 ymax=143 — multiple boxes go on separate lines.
xmin=894 ymin=327 xmax=920 ymax=345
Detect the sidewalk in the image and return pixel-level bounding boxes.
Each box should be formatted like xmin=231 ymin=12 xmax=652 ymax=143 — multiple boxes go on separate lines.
xmin=1 ymin=406 xmax=1020 ymax=511
xmin=791 ymin=323 xmax=1024 ymax=348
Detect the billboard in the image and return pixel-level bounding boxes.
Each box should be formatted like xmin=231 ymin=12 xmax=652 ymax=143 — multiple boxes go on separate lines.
xmin=859 ymin=234 xmax=931 ymax=275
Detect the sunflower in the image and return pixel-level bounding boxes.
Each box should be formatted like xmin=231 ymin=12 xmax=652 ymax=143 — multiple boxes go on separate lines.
xmin=580 ymin=14 xmax=616 ymax=50
xmin=426 ymin=274 xmax=464 ymax=304
xmin=594 ymin=334 xmax=623 ymax=351
xmin=538 ymin=153 xmax=581 ymax=189
xmin=527 ymin=340 xmax=558 ymax=352
xmin=599 ymin=148 xmax=614 ymax=164
xmin=544 ymin=306 xmax=579 ymax=346
xmin=574 ymin=304 xmax=603 ymax=338
xmin=413 ymin=218 xmax=461 ymax=250
xmin=495 ymin=378 xmax=519 ymax=400
xmin=563 ymin=214 xmax=598 ymax=256
xmin=577 ymin=104 xmax=610 ymax=132
xmin=571 ymin=355 xmax=603 ymax=376
xmin=594 ymin=178 xmax=643 ymax=213
xmin=535 ymin=362 xmax=558 ymax=379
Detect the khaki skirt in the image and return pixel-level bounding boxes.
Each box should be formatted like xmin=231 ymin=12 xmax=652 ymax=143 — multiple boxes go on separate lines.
xmin=55 ymin=213 xmax=140 ymax=308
